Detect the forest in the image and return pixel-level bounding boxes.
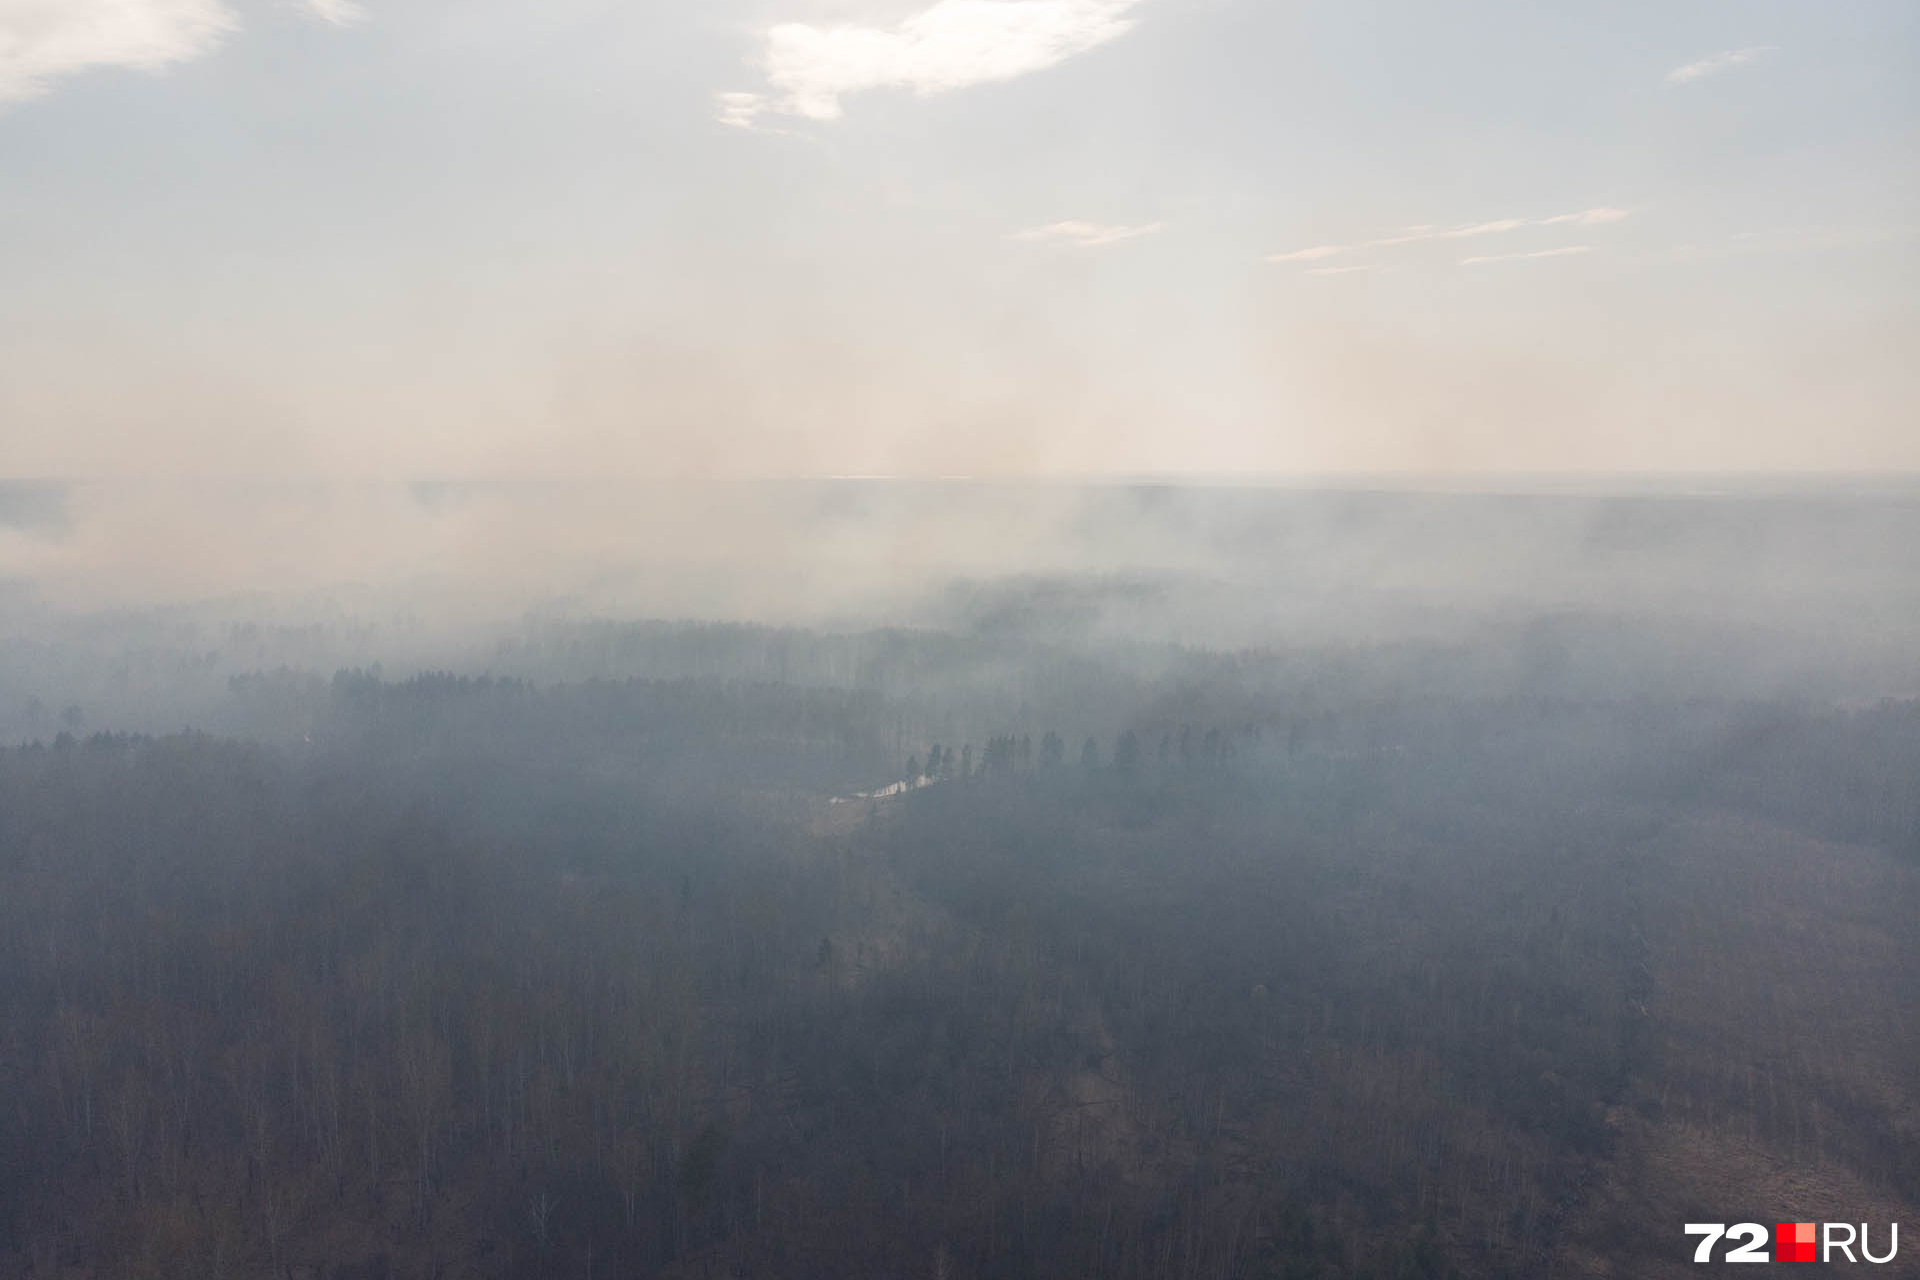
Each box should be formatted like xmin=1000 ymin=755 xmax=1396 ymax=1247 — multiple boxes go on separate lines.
xmin=6 ymin=0 xmax=1917 ymax=1260
xmin=2 ymin=631 xmax=1916 ymax=1278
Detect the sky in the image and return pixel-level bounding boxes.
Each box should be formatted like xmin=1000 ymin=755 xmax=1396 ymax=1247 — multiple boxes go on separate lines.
xmin=0 ymin=0 xmax=1916 ymax=479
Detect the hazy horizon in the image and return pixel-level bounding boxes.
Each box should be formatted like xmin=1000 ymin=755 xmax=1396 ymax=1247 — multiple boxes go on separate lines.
xmin=4 ymin=0 xmax=1917 ymax=481
xmin=3 ymin=7 xmax=1918 ymax=1272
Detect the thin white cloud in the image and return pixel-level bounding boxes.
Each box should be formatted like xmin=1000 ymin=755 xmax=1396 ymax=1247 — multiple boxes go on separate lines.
xmin=1013 ymin=219 xmax=1163 ymax=247
xmin=1266 ymin=208 xmax=1630 ymax=267
xmin=1369 ymin=216 xmax=1534 ymax=246
xmin=716 ymin=91 xmax=764 ymax=129
xmin=1542 ymin=207 xmax=1629 ymax=227
xmin=720 ymin=0 xmax=1143 ymax=127
xmin=1666 ymin=45 xmax=1775 ymax=85
xmin=1265 ymin=245 xmax=1345 ymax=263
xmin=1305 ymin=264 xmax=1381 ymax=276
xmin=0 ymin=0 xmax=237 ymax=103
xmin=1461 ymin=245 xmax=1594 ymax=265
xmin=304 ymin=0 xmax=365 ymax=27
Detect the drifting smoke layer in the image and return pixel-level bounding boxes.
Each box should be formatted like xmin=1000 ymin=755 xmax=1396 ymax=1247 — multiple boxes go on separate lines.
xmin=2 ymin=476 xmax=1918 ymax=741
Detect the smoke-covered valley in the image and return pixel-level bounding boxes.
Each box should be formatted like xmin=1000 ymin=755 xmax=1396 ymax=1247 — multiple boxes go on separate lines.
xmin=2 ymin=478 xmax=1917 ymax=1278
xmin=7 ymin=477 xmax=1919 ymax=745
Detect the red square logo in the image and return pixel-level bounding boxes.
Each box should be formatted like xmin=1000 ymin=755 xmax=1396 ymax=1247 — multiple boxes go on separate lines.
xmin=1776 ymin=1222 xmax=1817 ymax=1262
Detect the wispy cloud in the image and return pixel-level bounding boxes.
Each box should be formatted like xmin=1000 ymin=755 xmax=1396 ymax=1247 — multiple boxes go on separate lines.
xmin=1013 ymin=219 xmax=1163 ymax=248
xmin=304 ymin=0 xmax=366 ymax=27
xmin=716 ymin=91 xmax=764 ymax=129
xmin=1266 ymin=207 xmax=1629 ymax=267
xmin=1368 ymin=217 xmax=1525 ymax=246
xmin=1666 ymin=45 xmax=1775 ymax=85
xmin=1541 ymin=208 xmax=1629 ymax=227
xmin=1460 ymin=245 xmax=1594 ymax=265
xmin=1265 ymin=245 xmax=1346 ymax=263
xmin=719 ymin=0 xmax=1143 ymax=128
xmin=1371 ymin=209 xmax=1624 ymax=246
xmin=1305 ymin=264 xmax=1382 ymax=276
xmin=0 ymin=0 xmax=238 ymax=104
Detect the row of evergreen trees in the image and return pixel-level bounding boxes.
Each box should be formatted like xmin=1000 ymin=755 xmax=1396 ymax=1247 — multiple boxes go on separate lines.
xmin=907 ymin=724 xmax=1242 ymax=784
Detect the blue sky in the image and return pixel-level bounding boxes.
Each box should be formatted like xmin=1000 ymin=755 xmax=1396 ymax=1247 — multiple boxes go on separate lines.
xmin=1 ymin=0 xmax=1915 ymax=477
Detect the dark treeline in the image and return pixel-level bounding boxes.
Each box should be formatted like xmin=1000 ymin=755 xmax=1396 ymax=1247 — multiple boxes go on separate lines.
xmin=1 ymin=661 xmax=1917 ymax=1277
xmin=233 ymin=667 xmax=896 ymax=794
xmin=17 ymin=597 xmax=1918 ymax=753
xmin=225 ymin=657 xmax=1920 ymax=859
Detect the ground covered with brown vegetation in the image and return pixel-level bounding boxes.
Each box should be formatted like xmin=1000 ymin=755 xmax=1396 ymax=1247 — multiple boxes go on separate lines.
xmin=1 ymin=669 xmax=1915 ymax=1278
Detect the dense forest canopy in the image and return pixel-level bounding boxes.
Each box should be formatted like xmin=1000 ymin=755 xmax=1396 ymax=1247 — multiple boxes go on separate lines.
xmin=7 ymin=0 xmax=1917 ymax=1255
xmin=2 ymin=486 xmax=1917 ymax=1276
xmin=3 ymin=631 xmax=1917 ymax=1276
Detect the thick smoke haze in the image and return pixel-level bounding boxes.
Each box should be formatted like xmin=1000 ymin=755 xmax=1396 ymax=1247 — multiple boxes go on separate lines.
xmin=2 ymin=4 xmax=1918 ymax=1276
xmin=5 ymin=477 xmax=1919 ymax=745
